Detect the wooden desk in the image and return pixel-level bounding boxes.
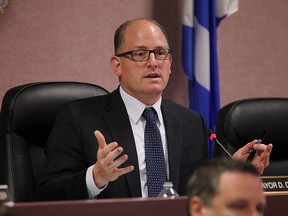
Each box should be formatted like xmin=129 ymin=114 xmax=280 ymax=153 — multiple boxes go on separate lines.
xmin=13 ymin=196 xmax=188 ymax=216
xmin=265 ymin=194 xmax=288 ymax=216
xmin=11 ymin=194 xmax=288 ymax=216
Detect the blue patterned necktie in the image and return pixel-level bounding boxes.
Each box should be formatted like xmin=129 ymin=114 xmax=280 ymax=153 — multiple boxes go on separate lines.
xmin=142 ymin=107 xmax=167 ymax=197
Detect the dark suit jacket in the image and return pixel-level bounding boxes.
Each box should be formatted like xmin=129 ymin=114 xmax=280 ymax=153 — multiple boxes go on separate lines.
xmin=36 ymin=88 xmax=208 ymax=201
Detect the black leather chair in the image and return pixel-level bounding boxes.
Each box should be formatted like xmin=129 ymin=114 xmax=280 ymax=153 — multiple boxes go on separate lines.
xmin=0 ymin=82 xmax=109 ymax=202
xmin=214 ymin=98 xmax=288 ymax=176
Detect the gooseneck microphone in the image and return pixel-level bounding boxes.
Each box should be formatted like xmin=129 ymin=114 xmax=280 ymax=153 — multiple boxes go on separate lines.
xmin=207 ymin=129 xmax=233 ymax=159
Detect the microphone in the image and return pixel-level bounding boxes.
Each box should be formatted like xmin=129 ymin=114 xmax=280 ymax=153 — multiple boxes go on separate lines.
xmin=207 ymin=129 xmax=233 ymax=159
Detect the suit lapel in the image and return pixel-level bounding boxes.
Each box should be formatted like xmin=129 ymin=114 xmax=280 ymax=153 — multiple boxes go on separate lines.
xmin=99 ymin=90 xmax=183 ymax=196
xmin=102 ymin=89 xmax=141 ymax=197
xmin=161 ymin=102 xmax=183 ymax=190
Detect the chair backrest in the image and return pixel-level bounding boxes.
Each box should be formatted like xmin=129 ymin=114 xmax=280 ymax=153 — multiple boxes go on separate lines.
xmin=214 ymin=98 xmax=288 ymax=176
xmin=0 ymin=82 xmax=109 ymax=202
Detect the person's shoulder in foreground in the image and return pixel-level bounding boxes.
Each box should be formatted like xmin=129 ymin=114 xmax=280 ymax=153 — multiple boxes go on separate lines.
xmin=187 ymin=158 xmax=266 ymax=216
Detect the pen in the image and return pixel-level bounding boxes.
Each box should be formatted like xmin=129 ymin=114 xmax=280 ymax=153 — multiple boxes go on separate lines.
xmin=247 ymin=127 xmax=269 ymax=161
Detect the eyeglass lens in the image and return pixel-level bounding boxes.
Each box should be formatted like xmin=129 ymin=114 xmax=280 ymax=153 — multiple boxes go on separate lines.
xmin=132 ymin=49 xmax=171 ymax=61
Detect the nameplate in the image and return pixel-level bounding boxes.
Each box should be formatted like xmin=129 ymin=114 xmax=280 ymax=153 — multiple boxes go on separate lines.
xmin=261 ymin=176 xmax=288 ymax=195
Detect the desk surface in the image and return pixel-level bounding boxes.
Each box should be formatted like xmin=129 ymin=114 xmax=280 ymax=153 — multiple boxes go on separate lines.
xmin=13 ymin=196 xmax=188 ymax=216
xmin=12 ymin=194 xmax=288 ymax=216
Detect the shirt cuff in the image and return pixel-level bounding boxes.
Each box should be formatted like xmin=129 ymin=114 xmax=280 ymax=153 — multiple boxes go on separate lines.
xmin=86 ymin=165 xmax=107 ymax=199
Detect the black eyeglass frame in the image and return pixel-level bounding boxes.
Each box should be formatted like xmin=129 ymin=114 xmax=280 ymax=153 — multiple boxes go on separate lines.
xmin=115 ymin=48 xmax=172 ymax=62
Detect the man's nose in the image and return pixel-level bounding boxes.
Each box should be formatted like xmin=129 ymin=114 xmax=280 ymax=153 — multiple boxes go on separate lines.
xmin=147 ymin=52 xmax=158 ymax=66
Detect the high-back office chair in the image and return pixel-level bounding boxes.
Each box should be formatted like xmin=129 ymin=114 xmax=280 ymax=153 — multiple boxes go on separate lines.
xmin=214 ymin=98 xmax=288 ymax=176
xmin=0 ymin=82 xmax=109 ymax=202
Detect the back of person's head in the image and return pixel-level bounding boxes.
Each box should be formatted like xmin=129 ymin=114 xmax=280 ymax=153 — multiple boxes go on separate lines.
xmin=187 ymin=158 xmax=260 ymax=205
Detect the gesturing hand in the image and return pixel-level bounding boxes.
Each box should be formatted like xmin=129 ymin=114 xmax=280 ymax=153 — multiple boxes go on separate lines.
xmin=92 ymin=130 xmax=134 ymax=188
xmin=233 ymin=140 xmax=273 ymax=175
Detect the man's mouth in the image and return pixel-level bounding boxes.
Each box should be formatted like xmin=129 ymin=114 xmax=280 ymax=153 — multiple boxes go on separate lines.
xmin=145 ymin=73 xmax=160 ymax=78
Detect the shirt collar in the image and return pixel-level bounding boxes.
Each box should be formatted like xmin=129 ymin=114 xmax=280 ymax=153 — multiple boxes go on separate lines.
xmin=119 ymin=86 xmax=163 ymax=124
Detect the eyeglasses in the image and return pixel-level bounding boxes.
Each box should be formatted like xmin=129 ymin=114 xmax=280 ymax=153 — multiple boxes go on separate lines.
xmin=116 ymin=48 xmax=172 ymax=62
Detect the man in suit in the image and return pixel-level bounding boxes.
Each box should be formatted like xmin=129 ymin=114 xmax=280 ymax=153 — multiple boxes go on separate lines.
xmin=187 ymin=158 xmax=266 ymax=216
xmin=36 ymin=18 xmax=272 ymax=200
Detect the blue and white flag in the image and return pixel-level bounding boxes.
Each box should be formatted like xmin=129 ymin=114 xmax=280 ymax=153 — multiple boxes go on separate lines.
xmin=182 ymin=0 xmax=238 ymax=158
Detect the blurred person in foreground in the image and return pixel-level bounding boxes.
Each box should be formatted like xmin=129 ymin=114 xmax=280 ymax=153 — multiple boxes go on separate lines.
xmin=187 ymin=158 xmax=266 ymax=216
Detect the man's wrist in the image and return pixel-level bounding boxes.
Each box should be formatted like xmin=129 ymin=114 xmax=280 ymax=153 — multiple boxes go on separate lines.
xmin=92 ymin=165 xmax=108 ymax=189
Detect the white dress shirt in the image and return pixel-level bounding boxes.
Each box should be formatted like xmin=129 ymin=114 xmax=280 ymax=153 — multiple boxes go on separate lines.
xmin=86 ymin=86 xmax=169 ymax=198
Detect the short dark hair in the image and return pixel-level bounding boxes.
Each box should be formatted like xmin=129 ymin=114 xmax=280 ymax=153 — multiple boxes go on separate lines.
xmin=187 ymin=158 xmax=260 ymax=205
xmin=113 ymin=18 xmax=169 ymax=54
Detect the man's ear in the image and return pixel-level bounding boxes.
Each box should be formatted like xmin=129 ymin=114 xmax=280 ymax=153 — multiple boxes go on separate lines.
xmin=110 ymin=56 xmax=122 ymax=76
xmin=189 ymin=196 xmax=205 ymax=216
